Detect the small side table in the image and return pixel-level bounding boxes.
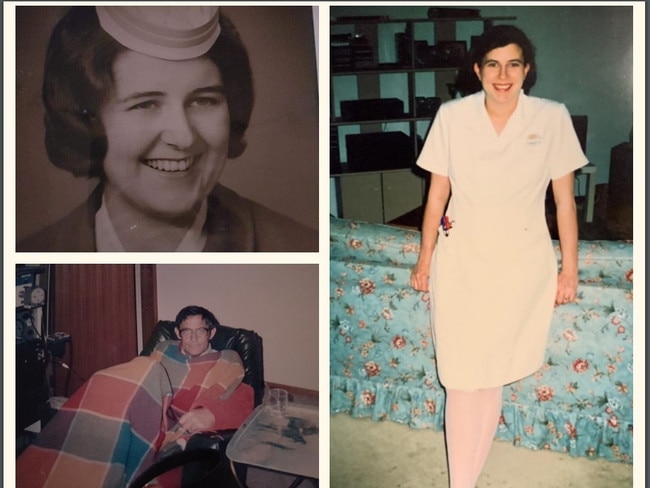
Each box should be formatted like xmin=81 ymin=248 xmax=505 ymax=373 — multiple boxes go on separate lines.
xmin=226 ymin=404 xmax=319 ymax=487
xmin=577 ymin=163 xmax=597 ymax=223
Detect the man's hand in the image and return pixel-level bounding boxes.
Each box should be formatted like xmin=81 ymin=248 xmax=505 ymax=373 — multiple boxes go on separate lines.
xmin=178 ymin=408 xmax=215 ymax=433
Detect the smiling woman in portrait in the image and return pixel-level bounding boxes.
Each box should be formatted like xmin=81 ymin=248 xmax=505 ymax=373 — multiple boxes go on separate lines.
xmin=16 ymin=6 xmax=318 ymax=252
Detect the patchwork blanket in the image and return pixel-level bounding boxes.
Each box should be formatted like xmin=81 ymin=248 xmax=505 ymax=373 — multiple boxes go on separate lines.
xmin=17 ymin=341 xmax=254 ymax=488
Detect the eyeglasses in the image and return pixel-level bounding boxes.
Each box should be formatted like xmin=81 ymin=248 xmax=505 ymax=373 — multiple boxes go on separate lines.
xmin=179 ymin=327 xmax=211 ymax=339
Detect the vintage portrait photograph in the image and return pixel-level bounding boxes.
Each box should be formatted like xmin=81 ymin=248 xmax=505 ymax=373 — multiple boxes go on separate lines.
xmin=14 ymin=5 xmax=319 ymax=252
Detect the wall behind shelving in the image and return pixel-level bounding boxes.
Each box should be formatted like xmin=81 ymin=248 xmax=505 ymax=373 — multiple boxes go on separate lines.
xmin=329 ymin=5 xmax=634 ymax=216
xmin=156 ymin=264 xmax=318 ymax=391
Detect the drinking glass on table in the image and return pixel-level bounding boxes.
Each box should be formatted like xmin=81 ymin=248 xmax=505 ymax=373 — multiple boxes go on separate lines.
xmin=269 ymin=388 xmax=288 ymax=417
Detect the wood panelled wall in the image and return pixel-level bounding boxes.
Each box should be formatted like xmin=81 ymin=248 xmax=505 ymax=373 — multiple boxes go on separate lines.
xmin=50 ymin=264 xmax=156 ymax=396
xmin=139 ymin=264 xmax=158 ymax=346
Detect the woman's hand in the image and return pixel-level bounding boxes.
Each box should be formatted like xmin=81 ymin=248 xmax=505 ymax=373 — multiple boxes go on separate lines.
xmin=411 ymin=259 xmax=431 ymax=292
xmin=409 ymin=172 xmax=449 ymax=294
xmin=552 ymin=172 xmax=580 ymax=306
xmin=178 ymin=407 xmax=215 ymax=433
xmin=555 ymin=270 xmax=578 ymax=305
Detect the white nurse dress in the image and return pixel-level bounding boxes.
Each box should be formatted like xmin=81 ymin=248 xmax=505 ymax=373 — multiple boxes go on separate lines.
xmin=417 ymin=91 xmax=588 ymax=390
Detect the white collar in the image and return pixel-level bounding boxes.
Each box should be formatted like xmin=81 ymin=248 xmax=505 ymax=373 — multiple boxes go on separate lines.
xmin=95 ymin=195 xmax=208 ymax=252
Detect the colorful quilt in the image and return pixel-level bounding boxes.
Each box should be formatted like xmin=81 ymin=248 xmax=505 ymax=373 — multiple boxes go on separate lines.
xmin=17 ymin=341 xmax=254 ymax=488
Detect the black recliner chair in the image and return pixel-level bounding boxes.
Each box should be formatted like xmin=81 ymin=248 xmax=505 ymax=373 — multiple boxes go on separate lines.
xmin=128 ymin=320 xmax=264 ymax=488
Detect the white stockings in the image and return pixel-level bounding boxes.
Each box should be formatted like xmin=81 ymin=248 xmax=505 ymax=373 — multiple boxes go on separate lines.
xmin=444 ymin=386 xmax=503 ymax=488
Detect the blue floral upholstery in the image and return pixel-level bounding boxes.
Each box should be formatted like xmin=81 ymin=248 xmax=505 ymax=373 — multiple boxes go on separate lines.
xmin=330 ymin=217 xmax=633 ymax=463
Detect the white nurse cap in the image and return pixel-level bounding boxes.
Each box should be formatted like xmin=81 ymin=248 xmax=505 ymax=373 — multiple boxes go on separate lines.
xmin=96 ymin=6 xmax=221 ymax=61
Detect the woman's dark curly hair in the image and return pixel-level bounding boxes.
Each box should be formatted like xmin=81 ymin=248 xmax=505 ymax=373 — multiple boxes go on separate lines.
xmin=42 ymin=6 xmax=254 ymax=178
xmin=175 ymin=305 xmax=220 ymax=330
xmin=454 ymin=24 xmax=537 ymax=96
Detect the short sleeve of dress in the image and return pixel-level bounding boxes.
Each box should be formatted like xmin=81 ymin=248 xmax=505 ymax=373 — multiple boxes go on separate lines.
xmin=549 ymin=104 xmax=589 ymax=179
xmin=416 ymin=103 xmax=450 ymax=176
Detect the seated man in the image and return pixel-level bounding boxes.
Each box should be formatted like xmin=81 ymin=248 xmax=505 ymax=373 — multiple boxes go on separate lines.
xmin=17 ymin=306 xmax=254 ymax=488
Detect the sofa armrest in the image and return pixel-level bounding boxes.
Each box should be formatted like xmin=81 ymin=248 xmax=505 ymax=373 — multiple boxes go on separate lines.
xmin=330 ymin=216 xmax=421 ymax=267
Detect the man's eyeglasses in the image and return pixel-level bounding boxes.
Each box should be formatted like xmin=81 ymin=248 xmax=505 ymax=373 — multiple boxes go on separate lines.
xmin=179 ymin=327 xmax=211 ymax=339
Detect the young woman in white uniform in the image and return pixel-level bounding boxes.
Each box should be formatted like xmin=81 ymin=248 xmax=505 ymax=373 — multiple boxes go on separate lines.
xmin=411 ymin=25 xmax=587 ymax=488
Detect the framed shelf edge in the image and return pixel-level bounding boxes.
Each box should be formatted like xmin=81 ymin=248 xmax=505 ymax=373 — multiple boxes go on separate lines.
xmin=331 ymin=16 xmax=517 ymax=26
xmin=331 ymin=116 xmax=435 ymax=126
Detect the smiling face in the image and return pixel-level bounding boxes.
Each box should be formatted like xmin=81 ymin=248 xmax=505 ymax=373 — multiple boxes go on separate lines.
xmin=99 ymin=50 xmax=231 ymax=220
xmin=473 ymin=43 xmax=530 ymax=110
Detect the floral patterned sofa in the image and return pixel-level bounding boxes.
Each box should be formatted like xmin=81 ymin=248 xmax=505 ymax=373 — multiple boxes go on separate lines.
xmin=330 ymin=217 xmax=633 ymax=463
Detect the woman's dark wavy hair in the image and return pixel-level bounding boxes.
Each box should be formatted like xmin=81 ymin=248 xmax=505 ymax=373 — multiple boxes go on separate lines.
xmin=454 ymin=24 xmax=537 ymax=96
xmin=42 ymin=6 xmax=254 ymax=178
xmin=175 ymin=305 xmax=220 ymax=330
